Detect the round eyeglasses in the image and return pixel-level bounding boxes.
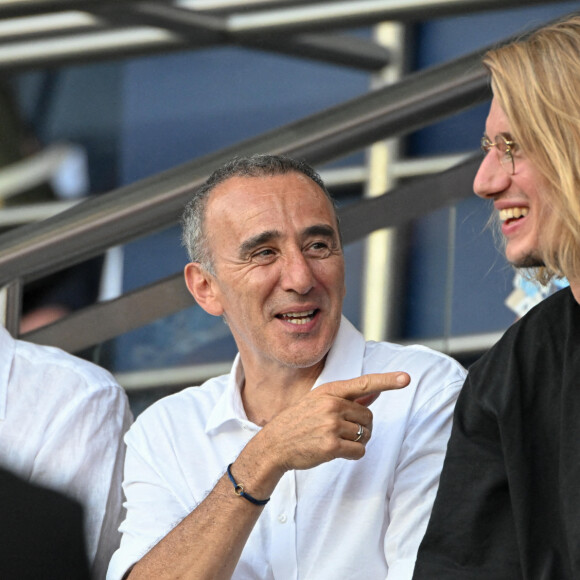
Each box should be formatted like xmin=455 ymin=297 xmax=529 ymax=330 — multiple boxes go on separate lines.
xmin=480 ymin=133 xmax=516 ymax=175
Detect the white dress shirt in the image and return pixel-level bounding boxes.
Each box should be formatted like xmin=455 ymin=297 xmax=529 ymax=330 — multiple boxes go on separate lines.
xmin=0 ymin=325 xmax=133 ymax=579
xmin=108 ymin=316 xmax=465 ymax=580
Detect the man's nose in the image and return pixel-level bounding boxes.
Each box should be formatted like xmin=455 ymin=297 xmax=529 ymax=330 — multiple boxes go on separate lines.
xmin=473 ymin=152 xmax=511 ymax=199
xmin=280 ymin=250 xmax=315 ymax=295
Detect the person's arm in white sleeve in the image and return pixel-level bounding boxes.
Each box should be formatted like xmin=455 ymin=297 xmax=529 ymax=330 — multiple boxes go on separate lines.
xmin=384 ymin=376 xmax=464 ymax=580
xmin=110 ymin=373 xmax=410 ymax=580
xmin=33 ymin=379 xmax=132 ymax=579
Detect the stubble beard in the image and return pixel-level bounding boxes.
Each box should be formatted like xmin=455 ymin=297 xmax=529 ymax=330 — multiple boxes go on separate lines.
xmin=510 ymin=253 xmax=545 ymax=269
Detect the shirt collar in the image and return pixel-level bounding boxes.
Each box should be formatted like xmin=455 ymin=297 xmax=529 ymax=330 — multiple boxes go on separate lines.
xmin=312 ymin=315 xmax=365 ymax=388
xmin=205 ymin=354 xmax=253 ymax=435
xmin=0 ymin=326 xmax=15 ymax=420
xmin=204 ymin=315 xmax=365 ymax=434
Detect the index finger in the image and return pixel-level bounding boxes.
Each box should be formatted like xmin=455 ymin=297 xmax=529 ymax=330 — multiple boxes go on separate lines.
xmin=319 ymin=372 xmax=410 ymax=402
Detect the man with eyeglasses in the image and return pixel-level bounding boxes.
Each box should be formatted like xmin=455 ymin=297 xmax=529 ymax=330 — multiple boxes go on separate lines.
xmin=413 ymin=13 xmax=580 ymax=580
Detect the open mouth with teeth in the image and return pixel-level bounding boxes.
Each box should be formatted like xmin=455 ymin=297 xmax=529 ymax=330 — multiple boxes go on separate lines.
xmin=277 ymin=309 xmax=318 ymax=325
xmin=499 ymin=207 xmax=529 ymax=224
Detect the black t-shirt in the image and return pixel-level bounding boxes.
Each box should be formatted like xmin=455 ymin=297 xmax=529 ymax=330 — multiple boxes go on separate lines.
xmin=0 ymin=466 xmax=90 ymax=579
xmin=413 ymin=287 xmax=580 ymax=579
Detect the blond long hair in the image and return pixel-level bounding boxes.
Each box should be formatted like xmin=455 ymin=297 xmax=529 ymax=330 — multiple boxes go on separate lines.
xmin=484 ymin=14 xmax=580 ymax=284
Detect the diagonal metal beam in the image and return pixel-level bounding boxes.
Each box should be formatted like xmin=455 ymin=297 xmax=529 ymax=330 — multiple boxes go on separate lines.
xmin=22 ymin=155 xmax=481 ymax=352
xmin=227 ymin=0 xmax=575 ymax=35
xmin=0 ymin=28 xmax=184 ymax=71
xmin=23 ymin=268 xmax=196 ymax=351
xmin=182 ymin=0 xmax=321 ymax=15
xmin=0 ymin=13 xmax=108 ymax=45
xmin=0 ymin=0 xmax=563 ymax=72
xmin=0 ymin=0 xmax=561 ymax=21
xmin=0 ymin=0 xmax=161 ymax=18
xmin=339 ymin=155 xmax=480 ymax=243
xmin=93 ymin=3 xmax=227 ymax=40
xmin=0 ymin=0 xmax=317 ymax=19
xmin=0 ymin=4 xmax=390 ymax=71
xmin=89 ymin=2 xmax=392 ymax=71
xmin=256 ymin=33 xmax=392 ymax=71
xmin=0 ymin=44 xmax=491 ymax=287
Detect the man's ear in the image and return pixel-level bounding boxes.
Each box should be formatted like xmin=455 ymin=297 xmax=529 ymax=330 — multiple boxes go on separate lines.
xmin=184 ymin=262 xmax=224 ymax=316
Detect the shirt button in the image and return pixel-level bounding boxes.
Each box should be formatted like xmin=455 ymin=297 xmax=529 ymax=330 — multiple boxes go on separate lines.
xmin=278 ymin=514 xmax=287 ymax=524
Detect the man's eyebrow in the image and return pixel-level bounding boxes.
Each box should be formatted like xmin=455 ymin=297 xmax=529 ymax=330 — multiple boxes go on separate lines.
xmin=238 ymin=224 xmax=339 ymax=257
xmin=303 ymin=224 xmax=339 ymax=240
xmin=239 ymin=230 xmax=280 ymax=257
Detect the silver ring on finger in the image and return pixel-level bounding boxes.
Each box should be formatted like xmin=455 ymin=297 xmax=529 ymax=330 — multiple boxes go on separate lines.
xmin=354 ymin=423 xmax=364 ymax=442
